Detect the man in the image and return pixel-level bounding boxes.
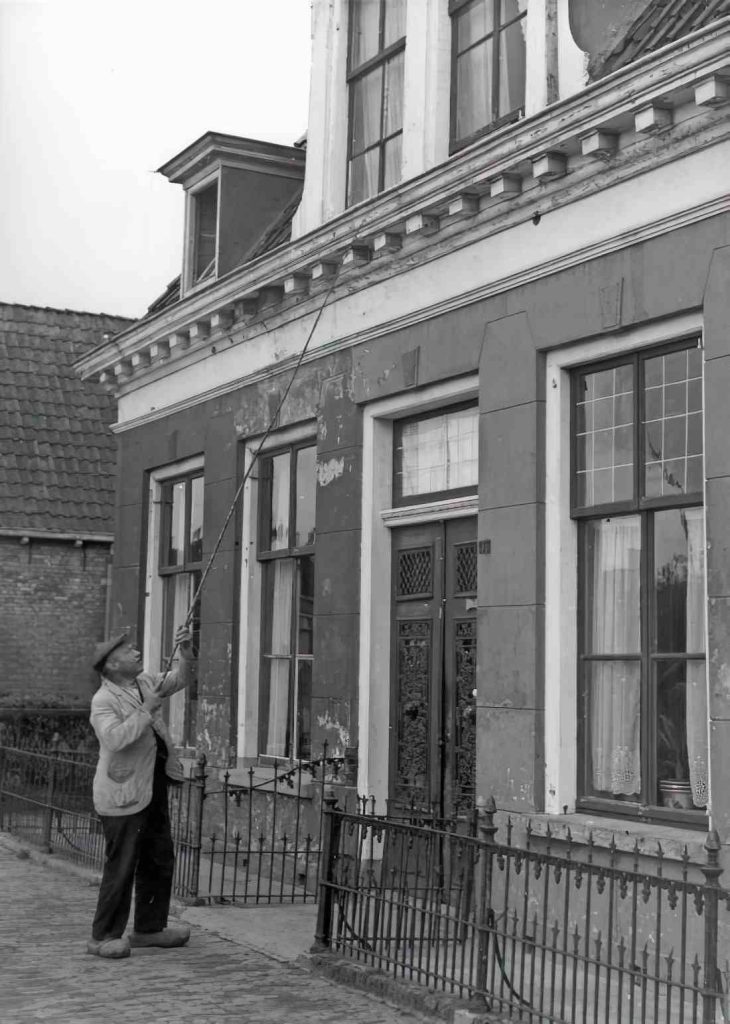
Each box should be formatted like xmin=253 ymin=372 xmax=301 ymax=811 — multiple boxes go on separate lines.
xmin=86 ymin=626 xmax=196 ymax=959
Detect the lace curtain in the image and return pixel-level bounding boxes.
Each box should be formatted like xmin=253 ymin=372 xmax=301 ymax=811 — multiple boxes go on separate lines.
xmin=589 ymin=518 xmax=642 ymax=796
xmin=685 ymin=508 xmax=708 ymax=807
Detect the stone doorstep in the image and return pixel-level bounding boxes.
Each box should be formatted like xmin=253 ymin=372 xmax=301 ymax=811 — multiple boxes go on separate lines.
xmin=302 ymin=949 xmax=512 ymax=1024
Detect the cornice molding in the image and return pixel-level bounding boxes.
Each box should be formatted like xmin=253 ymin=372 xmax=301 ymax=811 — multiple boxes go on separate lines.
xmin=77 ymin=20 xmax=730 ymax=388
xmin=110 ymin=192 xmax=727 ymax=435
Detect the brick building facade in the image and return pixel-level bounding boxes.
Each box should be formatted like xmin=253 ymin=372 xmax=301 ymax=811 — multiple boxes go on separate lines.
xmin=0 ymin=304 xmax=130 ymax=744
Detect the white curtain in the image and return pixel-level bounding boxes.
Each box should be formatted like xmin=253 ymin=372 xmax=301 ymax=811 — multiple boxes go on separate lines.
xmin=684 ymin=508 xmax=708 ymax=807
xmin=265 ymin=559 xmax=294 ymax=757
xmin=589 ymin=518 xmax=642 ymax=795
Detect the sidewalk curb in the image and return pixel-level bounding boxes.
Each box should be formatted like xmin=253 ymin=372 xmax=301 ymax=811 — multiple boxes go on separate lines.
xmin=300 ymin=950 xmax=504 ymax=1024
xmin=0 ymin=831 xmax=102 ymax=888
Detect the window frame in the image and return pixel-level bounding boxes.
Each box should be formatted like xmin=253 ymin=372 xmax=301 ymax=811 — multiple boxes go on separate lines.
xmin=391 ymin=400 xmax=479 ymax=507
xmin=145 ymin=463 xmax=204 ymax=750
xmin=158 ymin=470 xmax=205 ymax=577
xmin=256 ymin=440 xmax=317 ymax=761
xmin=571 ymin=336 xmax=706 ymax=826
xmin=449 ymin=0 xmax=527 ymax=154
xmin=346 ymin=0 xmax=406 ymax=207
xmin=184 ymin=176 xmax=219 ymax=292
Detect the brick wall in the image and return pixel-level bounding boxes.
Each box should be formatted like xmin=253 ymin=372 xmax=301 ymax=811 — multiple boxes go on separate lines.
xmin=0 ymin=536 xmax=111 ymax=709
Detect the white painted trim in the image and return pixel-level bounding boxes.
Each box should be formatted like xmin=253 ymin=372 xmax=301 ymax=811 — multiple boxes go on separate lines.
xmin=381 ymin=495 xmax=478 ymax=527
xmin=142 ymin=456 xmax=205 ymax=746
xmin=112 ymin=184 xmax=729 ymax=434
xmin=359 ymin=375 xmax=479 ymax=806
xmin=236 ymin=422 xmax=317 ymax=760
xmin=543 ymin=312 xmax=703 ymax=815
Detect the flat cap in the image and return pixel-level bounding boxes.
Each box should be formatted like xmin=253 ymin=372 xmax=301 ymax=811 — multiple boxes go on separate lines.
xmin=92 ymin=634 xmax=128 ymax=672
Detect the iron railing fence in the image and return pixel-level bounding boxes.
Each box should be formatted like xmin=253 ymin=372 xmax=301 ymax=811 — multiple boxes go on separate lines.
xmin=315 ymin=795 xmax=730 ymax=1024
xmin=0 ymin=742 xmax=346 ymax=906
xmin=187 ymin=746 xmax=345 ymax=904
xmin=0 ymin=743 xmax=104 ymax=869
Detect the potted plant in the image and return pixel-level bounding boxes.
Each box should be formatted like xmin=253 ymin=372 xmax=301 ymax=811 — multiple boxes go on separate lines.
xmin=657 ymin=708 xmax=693 ymax=810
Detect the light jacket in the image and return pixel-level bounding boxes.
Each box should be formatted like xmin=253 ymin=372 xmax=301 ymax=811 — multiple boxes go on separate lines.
xmin=90 ymin=660 xmax=194 ymax=816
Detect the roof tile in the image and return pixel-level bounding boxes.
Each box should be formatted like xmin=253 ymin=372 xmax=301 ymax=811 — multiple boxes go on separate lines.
xmin=0 ymin=303 xmax=131 ymax=535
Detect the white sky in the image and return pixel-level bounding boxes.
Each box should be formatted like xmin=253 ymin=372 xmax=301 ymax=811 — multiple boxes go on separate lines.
xmin=0 ymin=0 xmax=312 ymax=318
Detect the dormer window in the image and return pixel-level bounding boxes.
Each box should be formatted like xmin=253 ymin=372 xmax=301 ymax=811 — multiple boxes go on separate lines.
xmin=191 ymin=181 xmax=218 ymax=285
xmin=450 ymin=0 xmax=527 ymax=152
xmin=347 ymin=0 xmax=406 ymax=206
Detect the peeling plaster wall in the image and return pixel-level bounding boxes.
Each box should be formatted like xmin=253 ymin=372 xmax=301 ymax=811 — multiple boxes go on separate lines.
xmin=111 ymin=210 xmax=730 ymax=856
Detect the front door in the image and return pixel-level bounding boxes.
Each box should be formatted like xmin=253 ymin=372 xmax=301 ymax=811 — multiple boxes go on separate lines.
xmin=390 ymin=517 xmax=477 ymax=819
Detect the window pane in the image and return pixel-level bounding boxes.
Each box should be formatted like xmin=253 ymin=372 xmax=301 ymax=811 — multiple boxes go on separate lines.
xmin=268 ymin=453 xmax=291 ymax=551
xmin=383 ymin=134 xmax=402 ymax=191
xmin=189 ymin=475 xmax=204 ymax=563
xmin=296 ymin=658 xmax=313 ymax=760
xmin=575 ymin=364 xmax=634 ymax=508
xmin=497 ymin=14 xmax=526 ymax=118
xmin=582 ymin=516 xmax=641 ymax=654
xmin=383 ymin=0 xmax=406 ymax=47
xmin=295 ymin=447 xmax=316 ymax=548
xmin=383 ymin=51 xmax=404 ymax=136
xmin=500 ymin=0 xmax=528 ymax=23
xmin=163 ymin=571 xmax=200 ymax=747
xmin=456 ymin=0 xmax=494 ymax=51
xmin=261 ymin=558 xmax=295 ymax=757
xmin=351 ymin=66 xmax=382 ymax=155
xmin=297 ymin=556 xmax=315 ymax=655
xmin=350 ymin=0 xmax=380 ymax=67
xmin=348 ymin=148 xmax=380 ymax=205
xmin=656 ymin=660 xmax=707 ymax=808
xmin=194 ymin=184 xmax=217 ymax=282
xmin=395 ymin=406 xmax=478 ymax=499
xmin=654 ymin=507 xmax=705 ymax=654
xmin=642 ymin=346 xmax=703 ymax=500
xmin=166 ymin=481 xmax=186 ymax=567
xmin=456 ymin=40 xmax=491 ymax=140
xmin=586 ymin=660 xmax=641 ymax=798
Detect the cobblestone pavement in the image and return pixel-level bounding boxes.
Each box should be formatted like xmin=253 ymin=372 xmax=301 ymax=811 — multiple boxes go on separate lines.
xmin=0 ymin=846 xmax=424 ymax=1024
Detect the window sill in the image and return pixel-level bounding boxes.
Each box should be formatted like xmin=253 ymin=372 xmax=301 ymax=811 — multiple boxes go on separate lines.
xmin=508 ymin=810 xmax=710 ymax=864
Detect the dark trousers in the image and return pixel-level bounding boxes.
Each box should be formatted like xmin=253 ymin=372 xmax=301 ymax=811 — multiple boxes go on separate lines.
xmin=91 ymin=765 xmax=174 ymax=941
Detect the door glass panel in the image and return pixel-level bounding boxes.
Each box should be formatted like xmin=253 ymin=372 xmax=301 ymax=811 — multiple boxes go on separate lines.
xmin=394 ymin=619 xmax=431 ymax=805
xmin=453 ymin=619 xmax=476 ymax=814
xmin=397 ymin=546 xmax=433 ymax=598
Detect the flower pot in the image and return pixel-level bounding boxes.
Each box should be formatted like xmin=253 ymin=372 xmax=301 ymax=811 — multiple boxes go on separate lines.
xmin=658 ymin=778 xmax=694 ymax=810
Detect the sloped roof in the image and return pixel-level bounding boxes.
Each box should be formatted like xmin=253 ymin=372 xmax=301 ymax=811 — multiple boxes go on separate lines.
xmin=594 ymin=0 xmax=730 ymax=78
xmin=0 ymin=304 xmax=132 ymax=535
